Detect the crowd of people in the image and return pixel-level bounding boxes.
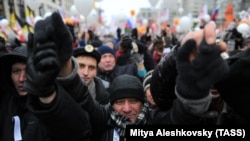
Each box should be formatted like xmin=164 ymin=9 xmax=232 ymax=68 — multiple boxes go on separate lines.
xmin=0 ymin=11 xmax=249 ymax=141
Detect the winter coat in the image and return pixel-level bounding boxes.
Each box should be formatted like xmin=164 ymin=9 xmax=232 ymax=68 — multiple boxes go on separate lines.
xmin=97 ymin=63 xmax=138 ymax=84
xmin=27 ymin=58 xmax=92 ymax=140
xmin=0 ymin=93 xmax=50 ymax=141
xmin=93 ymin=77 xmax=110 ymax=104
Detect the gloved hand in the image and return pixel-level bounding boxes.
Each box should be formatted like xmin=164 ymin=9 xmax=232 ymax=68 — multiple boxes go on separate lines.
xmin=176 ymin=39 xmax=229 ymax=100
xmin=132 ymin=28 xmax=138 ymax=40
xmin=34 ymin=12 xmax=73 ymax=63
xmin=120 ymin=34 xmax=133 ymax=51
xmin=24 ymin=33 xmax=60 ymax=97
xmin=87 ymin=30 xmax=95 ymax=41
xmin=116 ymin=27 xmax=121 ymax=40
xmin=128 ymin=41 xmax=144 ymax=64
xmin=129 ymin=53 xmax=144 ymax=65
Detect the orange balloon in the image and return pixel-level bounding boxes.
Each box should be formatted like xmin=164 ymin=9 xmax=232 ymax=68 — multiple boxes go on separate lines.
xmin=130 ymin=9 xmax=135 ymax=16
xmin=173 ymin=18 xmax=179 ymax=25
xmin=137 ymin=26 xmax=146 ymax=34
xmin=64 ymin=17 xmax=74 ymax=25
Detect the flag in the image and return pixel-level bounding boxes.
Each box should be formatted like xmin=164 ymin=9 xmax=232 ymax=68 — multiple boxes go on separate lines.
xmin=10 ymin=8 xmax=30 ymax=42
xmin=25 ymin=7 xmax=35 ymax=27
xmin=224 ymin=2 xmax=234 ymax=27
xmin=125 ymin=17 xmax=135 ymax=29
xmin=0 ymin=23 xmax=8 ymax=40
xmin=211 ymin=7 xmax=219 ymax=21
xmin=198 ymin=3 xmax=208 ymax=19
xmin=158 ymin=7 xmax=169 ymax=23
xmin=10 ymin=10 xmax=21 ymax=29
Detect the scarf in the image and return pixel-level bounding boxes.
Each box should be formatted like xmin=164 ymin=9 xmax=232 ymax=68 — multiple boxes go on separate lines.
xmin=110 ymin=103 xmax=149 ymax=137
xmin=88 ymin=80 xmax=96 ymax=99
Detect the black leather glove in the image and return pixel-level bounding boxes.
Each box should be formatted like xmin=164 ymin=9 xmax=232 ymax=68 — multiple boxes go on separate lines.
xmin=34 ymin=12 xmax=73 ymax=63
xmin=24 ymin=33 xmax=60 ymax=97
xmin=214 ymin=49 xmax=250 ymax=120
xmin=120 ymin=34 xmax=133 ymax=51
xmin=176 ymin=39 xmax=229 ymax=100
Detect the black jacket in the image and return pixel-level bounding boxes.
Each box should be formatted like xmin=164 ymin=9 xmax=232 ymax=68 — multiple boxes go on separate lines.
xmin=94 ymin=77 xmax=110 ymax=104
xmin=97 ymin=63 xmax=138 ymax=84
xmin=28 ymin=58 xmax=92 ymax=140
xmin=0 ymin=94 xmax=50 ymax=141
xmin=27 ymin=84 xmax=92 ymax=141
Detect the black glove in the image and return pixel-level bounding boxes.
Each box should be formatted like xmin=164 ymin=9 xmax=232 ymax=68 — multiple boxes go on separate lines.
xmin=24 ymin=33 xmax=60 ymax=97
xmin=87 ymin=30 xmax=95 ymax=41
xmin=214 ymin=49 xmax=250 ymax=120
xmin=131 ymin=28 xmax=138 ymax=40
xmin=34 ymin=12 xmax=73 ymax=63
xmin=116 ymin=27 xmax=121 ymax=40
xmin=120 ymin=34 xmax=133 ymax=51
xmin=176 ymin=39 xmax=229 ymax=100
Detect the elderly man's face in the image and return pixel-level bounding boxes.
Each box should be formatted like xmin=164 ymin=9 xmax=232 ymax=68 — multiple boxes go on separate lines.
xmin=112 ymin=98 xmax=143 ymax=122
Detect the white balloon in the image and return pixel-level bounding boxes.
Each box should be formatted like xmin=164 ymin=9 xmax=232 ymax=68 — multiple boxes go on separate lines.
xmin=204 ymin=14 xmax=210 ymax=22
xmin=237 ymin=23 xmax=249 ymax=36
xmin=70 ymin=5 xmax=78 ymax=16
xmin=79 ymin=15 xmax=85 ymax=23
xmin=26 ymin=0 xmax=41 ymax=11
xmin=74 ymin=0 xmax=94 ymax=17
xmin=148 ymin=0 xmax=159 ymax=7
xmin=0 ymin=19 xmax=9 ymax=27
xmin=179 ymin=16 xmax=192 ymax=32
xmin=87 ymin=9 xmax=98 ymax=24
xmin=178 ymin=7 xmax=184 ymax=15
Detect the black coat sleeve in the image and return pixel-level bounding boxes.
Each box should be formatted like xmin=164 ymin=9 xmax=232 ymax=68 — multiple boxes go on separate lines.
xmin=150 ymin=49 xmax=178 ymax=110
xmin=27 ymin=84 xmax=92 ymax=141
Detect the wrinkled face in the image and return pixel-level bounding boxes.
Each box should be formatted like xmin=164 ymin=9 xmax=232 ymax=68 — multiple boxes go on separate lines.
xmin=76 ymin=56 xmax=97 ymax=84
xmin=11 ymin=62 xmax=27 ymax=96
xmin=98 ymin=53 xmax=116 ymax=72
xmin=112 ymin=98 xmax=143 ymax=122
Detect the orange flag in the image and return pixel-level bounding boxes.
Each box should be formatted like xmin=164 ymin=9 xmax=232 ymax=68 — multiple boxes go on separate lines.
xmin=224 ymin=2 xmax=234 ymax=27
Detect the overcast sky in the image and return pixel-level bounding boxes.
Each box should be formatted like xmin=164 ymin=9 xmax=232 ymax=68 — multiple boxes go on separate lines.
xmin=96 ymin=0 xmax=162 ymax=17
